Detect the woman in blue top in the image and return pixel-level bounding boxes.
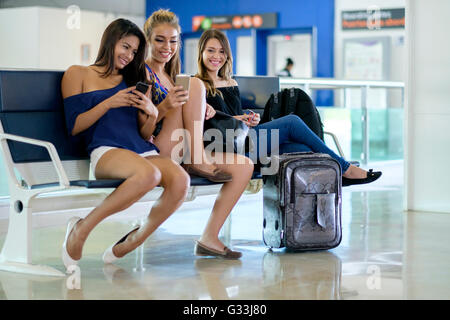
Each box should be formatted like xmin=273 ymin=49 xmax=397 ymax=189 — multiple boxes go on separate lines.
xmin=61 ymin=19 xmax=190 ymax=270
xmin=196 ymin=29 xmax=382 ymax=187
xmin=142 ymin=10 xmax=254 ymax=259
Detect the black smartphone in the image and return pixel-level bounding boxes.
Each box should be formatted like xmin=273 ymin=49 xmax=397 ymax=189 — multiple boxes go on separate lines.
xmin=136 ymin=81 xmax=149 ymax=94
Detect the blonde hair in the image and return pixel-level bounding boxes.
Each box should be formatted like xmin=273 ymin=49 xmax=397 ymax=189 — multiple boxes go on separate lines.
xmin=195 ymin=29 xmax=233 ymax=97
xmin=144 ymin=9 xmax=181 ymax=83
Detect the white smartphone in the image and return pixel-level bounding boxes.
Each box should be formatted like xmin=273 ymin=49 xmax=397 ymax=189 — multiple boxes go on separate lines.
xmin=175 ymin=74 xmax=191 ymax=91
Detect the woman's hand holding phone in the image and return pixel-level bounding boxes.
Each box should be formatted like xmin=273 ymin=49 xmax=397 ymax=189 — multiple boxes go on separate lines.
xmin=130 ymin=85 xmax=158 ymax=119
xmin=104 ymin=86 xmax=137 ymax=109
xmin=163 ymin=86 xmax=189 ymax=110
xmin=246 ymin=110 xmax=260 ymax=127
xmin=132 ymin=83 xmax=159 ymax=141
xmin=234 ymin=110 xmax=260 ymax=127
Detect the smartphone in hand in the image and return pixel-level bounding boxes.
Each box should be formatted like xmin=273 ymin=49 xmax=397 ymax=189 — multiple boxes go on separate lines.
xmin=136 ymin=81 xmax=150 ymax=94
xmin=244 ymin=109 xmax=256 ymax=122
xmin=175 ymin=74 xmax=190 ymax=91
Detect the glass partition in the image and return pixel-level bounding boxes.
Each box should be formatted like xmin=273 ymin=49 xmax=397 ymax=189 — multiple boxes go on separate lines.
xmin=318 ymin=107 xmax=403 ymax=162
xmin=280 ymin=78 xmax=405 ymax=165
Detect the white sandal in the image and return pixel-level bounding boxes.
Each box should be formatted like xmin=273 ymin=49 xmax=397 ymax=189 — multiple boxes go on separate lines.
xmin=102 ymin=226 xmax=140 ymax=264
xmin=62 ymin=216 xmax=82 ymax=271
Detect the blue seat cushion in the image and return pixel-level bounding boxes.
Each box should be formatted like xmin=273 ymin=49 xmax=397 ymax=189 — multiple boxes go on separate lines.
xmin=30 ymin=171 xmax=263 ymax=189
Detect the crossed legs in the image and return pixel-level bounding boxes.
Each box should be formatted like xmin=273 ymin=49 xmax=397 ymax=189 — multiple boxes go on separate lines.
xmin=255 ymin=115 xmax=370 ymax=179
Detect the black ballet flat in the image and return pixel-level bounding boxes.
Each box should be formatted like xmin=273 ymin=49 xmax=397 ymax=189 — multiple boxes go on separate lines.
xmin=342 ymin=169 xmax=382 ymax=187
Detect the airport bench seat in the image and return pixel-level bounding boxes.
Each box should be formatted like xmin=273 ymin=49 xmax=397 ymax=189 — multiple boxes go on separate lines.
xmin=0 ymin=70 xmax=350 ymax=277
xmin=0 ymin=70 xmax=276 ymax=277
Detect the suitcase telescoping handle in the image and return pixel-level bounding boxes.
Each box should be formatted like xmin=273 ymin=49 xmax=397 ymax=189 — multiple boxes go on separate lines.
xmin=282 ymin=151 xmax=314 ymax=157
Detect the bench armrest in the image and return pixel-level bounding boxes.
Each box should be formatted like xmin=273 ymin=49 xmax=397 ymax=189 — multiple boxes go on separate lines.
xmin=0 ymin=132 xmax=70 ymax=188
xmin=323 ymin=131 xmax=345 ymax=158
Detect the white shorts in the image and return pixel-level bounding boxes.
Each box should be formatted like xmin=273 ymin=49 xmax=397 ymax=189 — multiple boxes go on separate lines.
xmin=90 ymin=146 xmax=159 ymax=174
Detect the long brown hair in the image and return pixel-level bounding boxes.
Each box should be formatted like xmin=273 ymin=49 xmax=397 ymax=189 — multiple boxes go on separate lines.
xmin=93 ymin=18 xmax=148 ymax=87
xmin=195 ymin=29 xmax=233 ymax=97
xmin=144 ymin=9 xmax=181 ymax=83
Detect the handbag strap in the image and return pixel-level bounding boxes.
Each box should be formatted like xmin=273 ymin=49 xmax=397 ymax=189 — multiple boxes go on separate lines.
xmin=214 ymin=110 xmax=233 ymax=118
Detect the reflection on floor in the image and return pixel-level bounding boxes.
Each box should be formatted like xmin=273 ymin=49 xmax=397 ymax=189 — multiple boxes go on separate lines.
xmin=0 ymin=160 xmax=449 ymax=300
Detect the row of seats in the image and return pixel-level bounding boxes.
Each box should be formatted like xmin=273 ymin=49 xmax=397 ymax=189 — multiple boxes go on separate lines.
xmin=0 ymin=69 xmax=279 ymax=276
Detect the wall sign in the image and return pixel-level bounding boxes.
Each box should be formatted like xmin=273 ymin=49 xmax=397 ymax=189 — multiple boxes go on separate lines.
xmin=192 ymin=13 xmax=277 ymax=32
xmin=343 ymin=37 xmax=391 ymax=108
xmin=342 ymin=7 xmax=405 ymax=30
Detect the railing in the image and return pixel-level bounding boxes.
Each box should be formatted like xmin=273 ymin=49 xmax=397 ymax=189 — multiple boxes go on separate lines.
xmin=279 ymin=77 xmax=405 ymax=165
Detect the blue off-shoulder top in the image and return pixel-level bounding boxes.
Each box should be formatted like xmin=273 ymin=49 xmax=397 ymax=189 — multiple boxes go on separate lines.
xmin=63 ymin=81 xmax=159 ymax=156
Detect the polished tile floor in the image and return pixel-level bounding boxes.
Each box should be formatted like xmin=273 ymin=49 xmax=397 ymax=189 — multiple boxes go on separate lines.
xmin=0 ymin=161 xmax=449 ymax=300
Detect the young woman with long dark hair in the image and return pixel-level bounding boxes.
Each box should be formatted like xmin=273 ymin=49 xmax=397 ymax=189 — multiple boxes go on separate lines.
xmin=61 ymin=18 xmax=190 ymax=270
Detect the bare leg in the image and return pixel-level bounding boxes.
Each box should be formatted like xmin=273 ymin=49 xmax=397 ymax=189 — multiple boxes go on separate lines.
xmin=153 ymin=102 xmax=184 ymax=159
xmin=198 ymin=152 xmax=254 ymax=251
xmin=154 ymin=78 xmax=216 ymax=172
xmin=112 ymin=156 xmax=190 ymax=258
xmin=65 ymin=150 xmax=187 ymax=261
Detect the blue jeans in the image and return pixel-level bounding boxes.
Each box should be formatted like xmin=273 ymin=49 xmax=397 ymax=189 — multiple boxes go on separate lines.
xmin=249 ymin=115 xmax=350 ymax=173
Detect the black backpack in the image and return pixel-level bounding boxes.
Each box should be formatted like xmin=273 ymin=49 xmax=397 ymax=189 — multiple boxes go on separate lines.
xmin=261 ymin=87 xmax=325 ymax=141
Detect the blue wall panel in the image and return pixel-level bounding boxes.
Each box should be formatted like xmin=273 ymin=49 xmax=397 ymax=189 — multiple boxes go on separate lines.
xmin=146 ymin=0 xmax=335 ymax=105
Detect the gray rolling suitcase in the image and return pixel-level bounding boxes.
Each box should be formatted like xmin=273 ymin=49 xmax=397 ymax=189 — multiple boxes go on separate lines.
xmin=262 ymin=152 xmax=342 ymax=251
